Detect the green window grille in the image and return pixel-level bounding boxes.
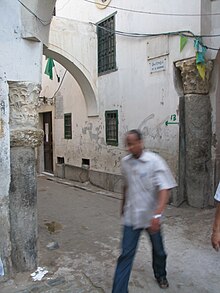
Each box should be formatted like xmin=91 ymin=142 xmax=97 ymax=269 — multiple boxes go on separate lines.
xmin=64 ymin=113 xmax=72 ymax=139
xmin=105 ymin=110 xmax=118 ymax=146
xmin=97 ymin=14 xmax=116 ymax=75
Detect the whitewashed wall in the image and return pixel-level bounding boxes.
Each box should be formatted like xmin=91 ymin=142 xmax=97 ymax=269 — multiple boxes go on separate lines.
xmin=0 ymin=0 xmax=56 ymax=199
xmin=40 ymin=0 xmax=220 ymax=178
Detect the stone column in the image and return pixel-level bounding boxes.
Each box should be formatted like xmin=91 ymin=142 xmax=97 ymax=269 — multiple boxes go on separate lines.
xmin=176 ymin=58 xmax=213 ymax=208
xmin=9 ymin=82 xmax=43 ymax=272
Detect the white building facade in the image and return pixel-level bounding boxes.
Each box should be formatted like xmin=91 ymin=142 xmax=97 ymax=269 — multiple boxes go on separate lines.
xmin=38 ymin=0 xmax=220 ymax=207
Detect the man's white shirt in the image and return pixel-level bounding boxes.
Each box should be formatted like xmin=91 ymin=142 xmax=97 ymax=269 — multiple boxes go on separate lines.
xmin=121 ymin=151 xmax=177 ymax=229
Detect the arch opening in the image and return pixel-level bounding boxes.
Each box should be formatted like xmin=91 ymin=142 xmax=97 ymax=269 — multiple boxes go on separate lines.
xmin=43 ymin=47 xmax=98 ymax=117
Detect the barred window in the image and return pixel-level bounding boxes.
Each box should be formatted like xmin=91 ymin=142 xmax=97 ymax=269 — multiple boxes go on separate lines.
xmin=64 ymin=113 xmax=72 ymax=139
xmin=97 ymin=14 xmax=116 ymax=75
xmin=105 ymin=110 xmax=118 ymax=146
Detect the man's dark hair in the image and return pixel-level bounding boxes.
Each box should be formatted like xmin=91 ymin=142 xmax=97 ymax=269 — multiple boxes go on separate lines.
xmin=127 ymin=129 xmax=142 ymax=140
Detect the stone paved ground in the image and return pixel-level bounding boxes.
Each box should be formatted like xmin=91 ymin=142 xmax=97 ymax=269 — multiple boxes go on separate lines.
xmin=0 ymin=175 xmax=220 ymax=293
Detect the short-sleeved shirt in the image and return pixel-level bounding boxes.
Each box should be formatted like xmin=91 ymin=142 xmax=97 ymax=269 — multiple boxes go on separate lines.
xmin=214 ymin=182 xmax=220 ymax=202
xmin=121 ymin=151 xmax=177 ymax=229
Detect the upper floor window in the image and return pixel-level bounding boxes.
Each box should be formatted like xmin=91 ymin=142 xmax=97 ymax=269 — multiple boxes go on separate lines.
xmin=97 ymin=14 xmax=116 ymax=75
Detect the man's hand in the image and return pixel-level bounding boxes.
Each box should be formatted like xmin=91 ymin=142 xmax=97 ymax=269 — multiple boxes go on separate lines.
xmin=149 ymin=189 xmax=169 ymax=233
xmin=211 ymin=231 xmax=220 ymax=251
xmin=149 ymin=218 xmax=160 ymax=233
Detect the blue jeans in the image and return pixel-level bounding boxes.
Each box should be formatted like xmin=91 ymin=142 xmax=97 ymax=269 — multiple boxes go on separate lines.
xmin=112 ymin=225 xmax=167 ymax=293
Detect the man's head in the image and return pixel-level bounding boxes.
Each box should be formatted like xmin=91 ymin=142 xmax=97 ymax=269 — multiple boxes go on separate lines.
xmin=125 ymin=129 xmax=143 ymax=158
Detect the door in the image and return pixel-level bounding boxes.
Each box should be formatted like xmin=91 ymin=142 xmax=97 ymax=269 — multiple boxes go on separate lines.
xmin=43 ymin=112 xmax=53 ymax=173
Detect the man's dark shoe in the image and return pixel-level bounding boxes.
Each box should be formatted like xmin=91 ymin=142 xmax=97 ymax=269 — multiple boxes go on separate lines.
xmin=156 ymin=277 xmax=169 ymax=289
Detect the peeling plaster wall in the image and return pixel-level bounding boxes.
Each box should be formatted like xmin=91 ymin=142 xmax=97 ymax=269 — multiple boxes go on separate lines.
xmin=41 ymin=61 xmax=124 ymax=175
xmin=40 ymin=0 xmax=220 ymax=189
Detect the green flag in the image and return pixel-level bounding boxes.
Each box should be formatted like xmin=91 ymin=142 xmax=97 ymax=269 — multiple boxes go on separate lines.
xmin=44 ymin=58 xmax=55 ymax=80
xmin=180 ymin=35 xmax=188 ymax=52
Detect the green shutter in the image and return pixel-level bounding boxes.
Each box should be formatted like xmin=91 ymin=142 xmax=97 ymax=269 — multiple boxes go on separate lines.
xmin=98 ymin=14 xmax=116 ymax=75
xmin=105 ymin=110 xmax=118 ymax=146
xmin=64 ymin=113 xmax=72 ymax=139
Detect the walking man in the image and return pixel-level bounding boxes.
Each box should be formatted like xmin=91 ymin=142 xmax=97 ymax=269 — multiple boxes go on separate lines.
xmin=112 ymin=129 xmax=177 ymax=292
xmin=211 ymin=182 xmax=220 ymax=251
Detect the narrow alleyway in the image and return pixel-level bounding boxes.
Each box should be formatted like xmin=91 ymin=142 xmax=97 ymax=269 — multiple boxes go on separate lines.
xmin=1 ymin=175 xmax=220 ymax=293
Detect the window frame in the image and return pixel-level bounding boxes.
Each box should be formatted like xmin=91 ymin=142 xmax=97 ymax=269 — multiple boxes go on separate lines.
xmin=64 ymin=113 xmax=72 ymax=139
xmin=105 ymin=110 xmax=118 ymax=146
xmin=97 ymin=12 xmax=117 ymax=76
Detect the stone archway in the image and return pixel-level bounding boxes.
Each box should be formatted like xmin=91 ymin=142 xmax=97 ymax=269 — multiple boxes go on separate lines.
xmin=43 ymin=17 xmax=99 ymax=117
xmin=43 ymin=49 xmax=98 ymax=117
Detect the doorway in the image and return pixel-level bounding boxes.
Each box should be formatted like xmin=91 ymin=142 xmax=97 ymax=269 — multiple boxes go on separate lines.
xmin=43 ymin=112 xmax=53 ymax=173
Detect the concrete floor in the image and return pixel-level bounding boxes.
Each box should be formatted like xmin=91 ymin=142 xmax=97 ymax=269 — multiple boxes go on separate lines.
xmin=1 ymin=175 xmax=220 ymax=293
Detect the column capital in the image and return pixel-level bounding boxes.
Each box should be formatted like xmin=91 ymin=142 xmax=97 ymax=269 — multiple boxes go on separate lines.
xmin=9 ymin=82 xmax=43 ymax=147
xmin=10 ymin=128 xmax=44 ymax=147
xmin=175 ymin=58 xmax=213 ymax=95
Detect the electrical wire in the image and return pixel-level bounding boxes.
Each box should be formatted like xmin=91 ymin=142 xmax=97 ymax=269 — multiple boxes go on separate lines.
xmin=84 ymin=0 xmax=220 ymax=17
xmin=17 ymin=0 xmax=52 ymax=25
xmin=92 ymin=22 xmax=220 ymax=51
xmin=51 ymin=69 xmax=67 ymax=99
xmin=17 ymin=0 xmax=220 ymax=51
xmin=197 ymin=40 xmax=220 ymax=51
xmin=17 ymin=0 xmax=220 ymax=40
xmin=93 ymin=22 xmax=195 ymax=38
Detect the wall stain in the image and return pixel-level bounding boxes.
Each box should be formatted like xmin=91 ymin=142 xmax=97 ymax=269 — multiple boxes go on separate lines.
xmin=138 ymin=114 xmax=155 ymax=129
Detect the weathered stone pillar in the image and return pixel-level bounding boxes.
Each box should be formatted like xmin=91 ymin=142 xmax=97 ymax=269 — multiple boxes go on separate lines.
xmin=9 ymin=82 xmax=43 ymax=272
xmin=176 ymin=58 xmax=213 ymax=208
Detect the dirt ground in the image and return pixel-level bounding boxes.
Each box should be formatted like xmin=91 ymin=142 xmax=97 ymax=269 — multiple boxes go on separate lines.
xmin=1 ymin=175 xmax=220 ymax=293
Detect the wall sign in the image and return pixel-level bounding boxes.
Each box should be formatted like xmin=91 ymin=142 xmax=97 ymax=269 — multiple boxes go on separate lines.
xmin=96 ymin=0 xmax=112 ymax=9
xmin=165 ymin=114 xmax=179 ymax=126
xmin=149 ymin=57 xmax=167 ymax=74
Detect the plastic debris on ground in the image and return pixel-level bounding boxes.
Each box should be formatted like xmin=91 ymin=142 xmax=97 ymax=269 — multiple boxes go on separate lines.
xmin=0 ymin=257 xmax=4 ymax=276
xmin=31 ymin=267 xmax=49 ymax=281
xmin=46 ymin=241 xmax=59 ymax=250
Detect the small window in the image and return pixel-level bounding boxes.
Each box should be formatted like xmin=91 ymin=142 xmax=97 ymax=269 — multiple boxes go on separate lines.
xmin=105 ymin=110 xmax=118 ymax=146
xmin=97 ymin=14 xmax=116 ymax=75
xmin=82 ymin=158 xmax=90 ymax=169
xmin=64 ymin=113 xmax=72 ymax=139
xmin=57 ymin=157 xmax=64 ymax=164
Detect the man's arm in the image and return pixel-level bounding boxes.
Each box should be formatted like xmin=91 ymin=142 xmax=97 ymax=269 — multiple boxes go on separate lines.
xmin=150 ymin=189 xmax=170 ymax=233
xmin=211 ymin=201 xmax=220 ymax=251
xmin=121 ymin=185 xmax=127 ymax=216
